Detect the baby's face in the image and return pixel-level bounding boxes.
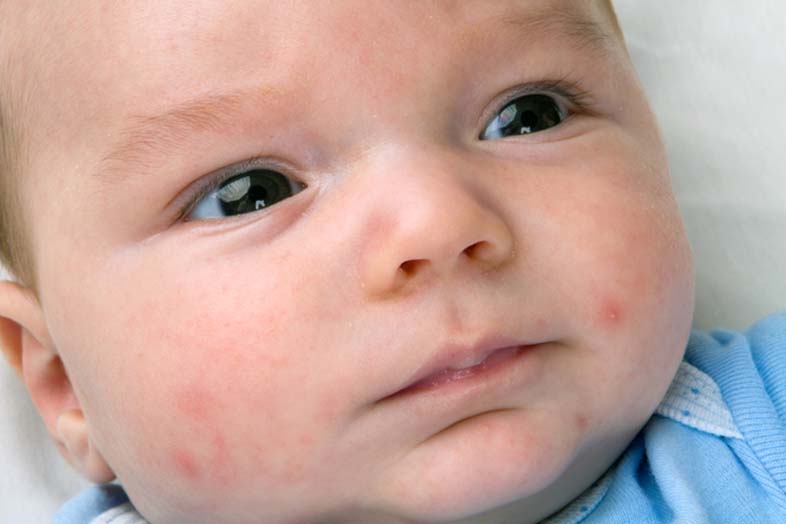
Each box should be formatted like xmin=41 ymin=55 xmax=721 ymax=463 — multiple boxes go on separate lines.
xmin=15 ymin=1 xmax=694 ymax=523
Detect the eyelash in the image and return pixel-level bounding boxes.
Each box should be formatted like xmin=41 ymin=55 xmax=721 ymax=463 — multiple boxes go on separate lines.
xmin=482 ymin=75 xmax=595 ymax=127
xmin=177 ymin=158 xmax=295 ymax=223
xmin=176 ymin=76 xmax=595 ymax=222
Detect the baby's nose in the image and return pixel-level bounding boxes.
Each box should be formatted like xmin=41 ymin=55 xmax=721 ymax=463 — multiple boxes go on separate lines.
xmin=354 ymin=145 xmax=515 ymax=298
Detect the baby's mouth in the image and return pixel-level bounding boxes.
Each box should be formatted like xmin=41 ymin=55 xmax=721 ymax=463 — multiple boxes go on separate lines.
xmin=396 ymin=346 xmax=525 ymax=395
xmin=381 ymin=333 xmax=545 ymax=401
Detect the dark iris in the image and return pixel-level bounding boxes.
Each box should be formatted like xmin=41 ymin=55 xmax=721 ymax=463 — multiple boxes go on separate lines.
xmin=482 ymin=94 xmax=564 ymax=139
xmin=217 ymin=169 xmax=300 ymax=217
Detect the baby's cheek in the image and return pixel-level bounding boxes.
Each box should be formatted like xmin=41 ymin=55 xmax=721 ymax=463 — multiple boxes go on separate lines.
xmin=590 ymin=209 xmax=683 ymax=334
xmin=167 ymin=385 xmax=233 ymax=486
xmin=582 ymin=209 xmax=691 ymax=410
xmin=591 ymin=270 xmax=654 ymax=332
xmin=166 ymin=384 xmax=303 ymax=478
xmin=594 ymin=296 xmax=623 ymax=332
xmin=164 ymin=384 xmax=317 ymax=484
xmin=114 ymin=330 xmax=326 ymax=512
xmin=126 ymin=379 xmax=326 ymax=517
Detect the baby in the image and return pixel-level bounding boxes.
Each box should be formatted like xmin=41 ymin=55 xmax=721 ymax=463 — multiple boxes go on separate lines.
xmin=1 ymin=0 xmax=784 ymax=523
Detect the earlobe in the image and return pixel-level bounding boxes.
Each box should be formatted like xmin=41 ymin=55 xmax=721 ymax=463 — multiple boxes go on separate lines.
xmin=56 ymin=409 xmax=116 ymax=483
xmin=0 ymin=280 xmax=115 ymax=482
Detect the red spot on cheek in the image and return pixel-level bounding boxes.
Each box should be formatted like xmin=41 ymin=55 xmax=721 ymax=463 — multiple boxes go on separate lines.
xmin=171 ymin=386 xmax=232 ymax=485
xmin=597 ymin=298 xmax=623 ymax=330
xmin=575 ymin=413 xmax=589 ymax=431
xmin=173 ymin=449 xmax=201 ymax=481
xmin=210 ymin=433 xmax=231 ymax=486
xmin=176 ymin=387 xmax=213 ymax=422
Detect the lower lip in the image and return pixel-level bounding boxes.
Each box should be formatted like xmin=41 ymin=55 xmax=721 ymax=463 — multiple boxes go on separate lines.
xmin=392 ymin=345 xmax=532 ymax=398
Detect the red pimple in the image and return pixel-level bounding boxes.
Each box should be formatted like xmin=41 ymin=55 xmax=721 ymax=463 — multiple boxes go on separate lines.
xmin=175 ymin=386 xmax=214 ymax=423
xmin=597 ymin=298 xmax=623 ymax=329
xmin=172 ymin=385 xmax=234 ymax=485
xmin=173 ymin=449 xmax=201 ymax=481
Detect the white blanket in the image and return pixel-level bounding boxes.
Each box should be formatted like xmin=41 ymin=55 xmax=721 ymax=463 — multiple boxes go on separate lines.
xmin=2 ymin=1 xmax=785 ymax=521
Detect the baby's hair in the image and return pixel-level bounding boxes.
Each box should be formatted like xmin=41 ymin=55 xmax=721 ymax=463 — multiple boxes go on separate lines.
xmin=0 ymin=52 xmax=35 ymax=294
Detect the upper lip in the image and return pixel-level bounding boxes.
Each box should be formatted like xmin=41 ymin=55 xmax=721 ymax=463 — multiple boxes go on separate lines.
xmin=386 ymin=334 xmax=539 ymax=398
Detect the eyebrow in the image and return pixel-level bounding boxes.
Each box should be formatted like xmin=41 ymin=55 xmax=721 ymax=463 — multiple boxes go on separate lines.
xmin=97 ymin=89 xmax=267 ymax=184
xmin=499 ymin=4 xmax=614 ymax=56
xmin=95 ymin=6 xmax=613 ymax=184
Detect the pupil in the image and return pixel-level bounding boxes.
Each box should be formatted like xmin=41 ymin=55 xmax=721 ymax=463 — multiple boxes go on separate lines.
xmin=480 ymin=94 xmax=565 ymax=140
xmin=520 ymin=110 xmax=539 ymax=130
xmin=498 ymin=94 xmax=561 ymax=137
xmin=218 ymin=170 xmax=292 ymax=216
xmin=249 ymin=185 xmax=269 ymax=202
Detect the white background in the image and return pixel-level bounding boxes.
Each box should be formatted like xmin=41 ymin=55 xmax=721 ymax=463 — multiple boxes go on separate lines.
xmin=615 ymin=0 xmax=786 ymax=331
xmin=2 ymin=1 xmax=786 ymax=521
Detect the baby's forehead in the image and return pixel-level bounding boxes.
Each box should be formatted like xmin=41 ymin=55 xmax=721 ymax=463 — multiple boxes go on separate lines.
xmin=6 ymin=0 xmax=624 ymax=187
xmin=16 ymin=1 xmax=619 ymax=68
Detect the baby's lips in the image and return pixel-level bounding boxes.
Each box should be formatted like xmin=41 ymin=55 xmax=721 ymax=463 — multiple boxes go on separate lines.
xmin=381 ymin=334 xmax=546 ymax=400
xmin=401 ymin=346 xmax=525 ymax=393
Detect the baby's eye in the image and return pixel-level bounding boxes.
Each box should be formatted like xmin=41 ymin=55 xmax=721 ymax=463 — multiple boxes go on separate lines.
xmin=187 ymin=168 xmax=306 ymax=221
xmin=480 ymin=94 xmax=565 ymax=140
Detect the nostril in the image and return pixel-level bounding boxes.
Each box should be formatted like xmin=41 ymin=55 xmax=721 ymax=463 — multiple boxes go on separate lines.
xmin=464 ymin=240 xmax=513 ymax=267
xmin=464 ymin=241 xmax=489 ymax=259
xmin=400 ymin=259 xmax=429 ymax=277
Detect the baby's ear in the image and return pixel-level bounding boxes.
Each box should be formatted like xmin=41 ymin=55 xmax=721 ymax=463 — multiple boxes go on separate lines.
xmin=0 ymin=280 xmax=115 ymax=483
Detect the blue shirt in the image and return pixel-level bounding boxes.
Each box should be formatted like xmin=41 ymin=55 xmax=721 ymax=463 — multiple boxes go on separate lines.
xmin=55 ymin=311 xmax=786 ymax=524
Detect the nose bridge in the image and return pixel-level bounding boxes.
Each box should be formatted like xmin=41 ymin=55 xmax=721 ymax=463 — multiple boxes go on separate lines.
xmin=354 ymin=144 xmax=515 ymax=297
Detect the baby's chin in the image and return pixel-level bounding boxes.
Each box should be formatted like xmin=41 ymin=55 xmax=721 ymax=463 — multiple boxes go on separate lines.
xmin=117 ymin=409 xmax=585 ymax=524
xmin=360 ymin=409 xmax=609 ymax=524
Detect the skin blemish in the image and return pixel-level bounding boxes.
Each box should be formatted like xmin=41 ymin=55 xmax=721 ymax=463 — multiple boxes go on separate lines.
xmin=575 ymin=413 xmax=589 ymax=432
xmin=175 ymin=385 xmax=215 ymax=423
xmin=170 ymin=431 xmax=231 ymax=485
xmin=173 ymin=449 xmax=201 ymax=481
xmin=209 ymin=433 xmax=232 ymax=487
xmin=597 ymin=297 xmax=623 ymax=330
xmin=171 ymin=384 xmax=233 ymax=485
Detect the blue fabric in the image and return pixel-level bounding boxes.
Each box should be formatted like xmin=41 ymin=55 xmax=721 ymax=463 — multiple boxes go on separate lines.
xmin=55 ymin=311 xmax=786 ymax=524
xmin=53 ymin=484 xmax=130 ymax=524
xmin=546 ymin=310 xmax=786 ymax=523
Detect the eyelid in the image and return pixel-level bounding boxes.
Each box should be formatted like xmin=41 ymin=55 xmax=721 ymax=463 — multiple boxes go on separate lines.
xmin=477 ymin=75 xmax=596 ymax=134
xmin=170 ymin=78 xmax=594 ymax=223
xmin=174 ymin=157 xmax=302 ymax=223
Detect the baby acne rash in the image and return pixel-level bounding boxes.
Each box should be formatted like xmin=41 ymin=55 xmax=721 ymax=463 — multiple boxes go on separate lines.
xmin=171 ymin=385 xmax=233 ymax=486
xmin=168 ymin=380 xmax=315 ymax=489
xmin=597 ymin=297 xmax=622 ymax=330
